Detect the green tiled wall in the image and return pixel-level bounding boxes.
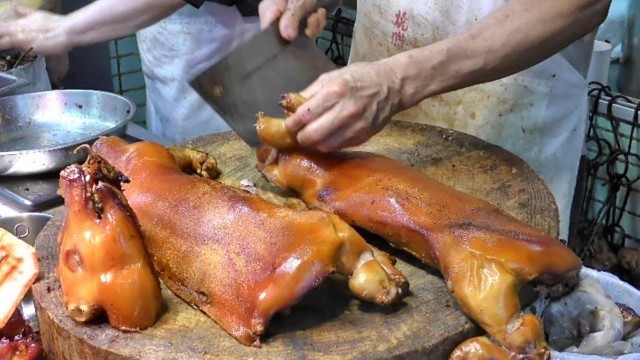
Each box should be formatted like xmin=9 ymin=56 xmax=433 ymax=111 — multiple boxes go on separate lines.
xmin=109 ymin=35 xmax=146 ymax=126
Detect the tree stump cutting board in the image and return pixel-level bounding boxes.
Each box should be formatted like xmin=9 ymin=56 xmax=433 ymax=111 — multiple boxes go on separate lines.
xmin=32 ymin=121 xmax=559 ymax=360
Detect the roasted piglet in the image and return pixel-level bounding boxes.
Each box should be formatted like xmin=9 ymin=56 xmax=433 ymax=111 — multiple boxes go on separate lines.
xmin=57 ymin=147 xmax=162 ymax=331
xmin=255 ymin=94 xmax=583 ymax=359
xmin=91 ymin=136 xmax=408 ymax=346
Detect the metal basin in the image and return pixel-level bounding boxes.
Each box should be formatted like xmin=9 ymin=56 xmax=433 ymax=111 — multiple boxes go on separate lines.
xmin=0 ymin=212 xmax=53 ymax=331
xmin=0 ymin=89 xmax=136 ymax=176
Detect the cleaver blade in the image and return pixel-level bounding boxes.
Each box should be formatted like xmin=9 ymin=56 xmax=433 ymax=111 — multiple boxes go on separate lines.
xmin=190 ymin=23 xmax=337 ymax=147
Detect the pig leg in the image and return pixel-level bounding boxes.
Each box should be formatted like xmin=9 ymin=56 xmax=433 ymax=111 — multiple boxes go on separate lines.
xmin=443 ymin=250 xmax=548 ymax=359
xmin=168 ymin=146 xmax=219 ymax=179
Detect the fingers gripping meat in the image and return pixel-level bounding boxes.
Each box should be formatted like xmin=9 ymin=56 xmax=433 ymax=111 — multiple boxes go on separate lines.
xmin=255 ymin=94 xmax=582 ymax=359
xmin=253 ymin=91 xmax=308 ymax=151
xmin=279 ymin=92 xmax=307 ymax=116
xmin=57 ymin=146 xmax=162 ymax=331
xmin=256 ymin=114 xmax=299 ymax=151
xmin=91 ymin=137 xmax=408 ymax=346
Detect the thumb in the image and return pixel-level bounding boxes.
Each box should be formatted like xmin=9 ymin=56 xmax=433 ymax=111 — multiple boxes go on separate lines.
xmin=13 ymin=4 xmax=37 ymax=17
xmin=258 ymin=0 xmax=285 ymax=31
xmin=279 ymin=0 xmax=316 ymax=41
xmin=278 ymin=12 xmax=300 ymax=41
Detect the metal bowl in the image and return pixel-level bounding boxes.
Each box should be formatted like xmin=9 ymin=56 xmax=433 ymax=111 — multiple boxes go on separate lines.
xmin=0 ymin=89 xmax=136 ymax=176
xmin=0 ymin=212 xmax=53 ymax=332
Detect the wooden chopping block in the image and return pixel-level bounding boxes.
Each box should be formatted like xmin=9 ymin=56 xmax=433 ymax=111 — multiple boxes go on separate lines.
xmin=32 ymin=121 xmax=558 ymax=360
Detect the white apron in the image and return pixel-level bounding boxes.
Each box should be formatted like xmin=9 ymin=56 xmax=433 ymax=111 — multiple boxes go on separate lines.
xmin=136 ymin=3 xmax=260 ymax=144
xmin=350 ymin=0 xmax=595 ymax=240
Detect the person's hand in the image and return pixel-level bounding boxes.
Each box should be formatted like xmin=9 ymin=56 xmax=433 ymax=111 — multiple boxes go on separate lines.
xmin=259 ymin=0 xmax=327 ymax=41
xmin=0 ymin=5 xmax=69 ymax=55
xmin=286 ymin=61 xmax=404 ymax=153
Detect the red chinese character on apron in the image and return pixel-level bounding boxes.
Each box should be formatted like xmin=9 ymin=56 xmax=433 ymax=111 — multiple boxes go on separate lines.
xmin=391 ymin=10 xmax=409 ymax=49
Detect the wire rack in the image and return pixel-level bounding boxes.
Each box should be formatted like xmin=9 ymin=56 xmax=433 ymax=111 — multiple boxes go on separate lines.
xmin=573 ymin=83 xmax=640 ymax=265
xmin=316 ymin=7 xmax=355 ymax=67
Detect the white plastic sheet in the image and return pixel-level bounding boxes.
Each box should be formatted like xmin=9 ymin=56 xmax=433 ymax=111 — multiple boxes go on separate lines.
xmin=3 ymin=55 xmax=51 ymax=96
xmin=550 ymin=267 xmax=640 ymax=360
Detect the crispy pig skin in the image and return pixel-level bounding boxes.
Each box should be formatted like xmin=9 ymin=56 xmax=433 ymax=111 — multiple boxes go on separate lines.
xmin=91 ymin=136 xmax=408 ymax=346
xmin=255 ymin=93 xmax=582 ymax=359
xmin=57 ymin=149 xmax=162 ymax=331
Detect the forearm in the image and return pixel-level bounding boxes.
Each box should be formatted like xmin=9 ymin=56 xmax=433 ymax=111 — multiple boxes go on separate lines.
xmin=61 ymin=0 xmax=186 ymax=48
xmin=385 ymin=0 xmax=611 ymax=109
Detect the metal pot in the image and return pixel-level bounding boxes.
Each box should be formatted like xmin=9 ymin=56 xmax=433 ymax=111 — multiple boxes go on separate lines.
xmin=0 ymin=89 xmax=136 ymax=176
xmin=618 ymin=0 xmax=640 ymax=98
xmin=0 ymin=212 xmax=53 ymax=332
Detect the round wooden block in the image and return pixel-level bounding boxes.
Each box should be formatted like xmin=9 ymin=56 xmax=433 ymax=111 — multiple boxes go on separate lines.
xmin=32 ymin=121 xmax=558 ymax=360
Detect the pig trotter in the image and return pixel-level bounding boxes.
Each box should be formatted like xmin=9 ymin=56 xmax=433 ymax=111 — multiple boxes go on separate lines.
xmin=168 ymin=146 xmax=219 ymax=179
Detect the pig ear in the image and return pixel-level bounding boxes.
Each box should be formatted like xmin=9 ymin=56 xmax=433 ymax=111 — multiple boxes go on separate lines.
xmin=94 ymin=182 xmax=134 ymax=224
xmin=59 ymin=166 xmax=96 ymax=222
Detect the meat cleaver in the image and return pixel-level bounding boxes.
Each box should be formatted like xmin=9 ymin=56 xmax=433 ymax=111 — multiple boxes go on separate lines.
xmin=190 ymin=3 xmax=338 ymax=147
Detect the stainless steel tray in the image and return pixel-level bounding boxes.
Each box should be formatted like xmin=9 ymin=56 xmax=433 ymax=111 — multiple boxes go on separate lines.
xmin=0 ymin=90 xmax=136 ymax=176
xmin=0 ymin=72 xmax=28 ymax=96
